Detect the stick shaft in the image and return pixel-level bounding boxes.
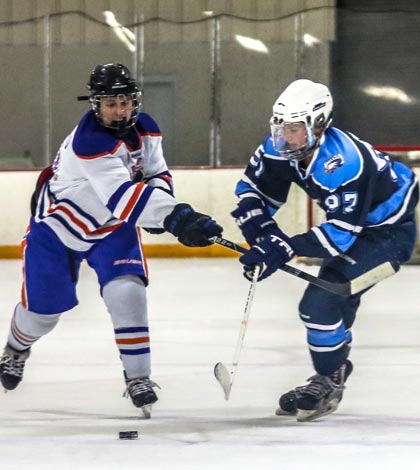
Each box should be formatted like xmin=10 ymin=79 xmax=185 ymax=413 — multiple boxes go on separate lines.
xmin=228 ymin=264 xmax=260 ymax=389
xmin=210 ymin=236 xmax=398 ymax=296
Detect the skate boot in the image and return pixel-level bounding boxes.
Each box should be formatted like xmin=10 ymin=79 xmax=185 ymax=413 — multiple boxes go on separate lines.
xmin=124 ymin=375 xmax=160 ymax=419
xmin=275 ymin=383 xmax=309 ymax=416
xmin=276 ymin=360 xmax=353 ymax=421
xmin=0 ymin=344 xmax=31 ymax=391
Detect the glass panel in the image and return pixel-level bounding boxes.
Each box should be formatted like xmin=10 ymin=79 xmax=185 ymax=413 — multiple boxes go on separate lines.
xmin=0 ymin=19 xmax=44 ymax=169
xmin=332 ymin=2 xmax=420 ymax=146
xmin=219 ymin=12 xmax=332 ymax=166
xmin=1 ymin=4 xmax=419 ymax=169
xmin=142 ymin=19 xmax=211 ymax=166
xmin=49 ymin=14 xmax=133 ymax=168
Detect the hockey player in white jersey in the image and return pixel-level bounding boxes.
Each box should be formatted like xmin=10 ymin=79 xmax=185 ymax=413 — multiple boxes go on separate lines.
xmin=0 ymin=63 xmax=223 ymax=417
xmin=232 ymin=79 xmax=418 ymax=422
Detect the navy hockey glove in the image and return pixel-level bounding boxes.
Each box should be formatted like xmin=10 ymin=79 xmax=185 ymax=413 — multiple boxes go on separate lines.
xmin=239 ymin=229 xmax=294 ymax=281
xmin=164 ymin=203 xmax=223 ymax=247
xmin=231 ymin=198 xmax=278 ymax=246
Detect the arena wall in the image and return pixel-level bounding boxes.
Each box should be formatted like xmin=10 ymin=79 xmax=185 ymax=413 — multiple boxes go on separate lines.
xmin=1 ymin=167 xmax=418 ymax=259
xmin=0 ymin=168 xmax=308 ymax=258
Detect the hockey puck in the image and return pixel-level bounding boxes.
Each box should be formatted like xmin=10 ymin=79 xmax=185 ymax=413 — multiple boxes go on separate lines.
xmin=119 ymin=431 xmax=138 ymax=440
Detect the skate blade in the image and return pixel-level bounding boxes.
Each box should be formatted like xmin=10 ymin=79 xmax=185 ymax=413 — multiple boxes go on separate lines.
xmin=275 ymin=407 xmax=297 ymax=417
xmin=141 ymin=405 xmax=152 ymax=419
xmin=296 ymin=400 xmax=339 ymax=422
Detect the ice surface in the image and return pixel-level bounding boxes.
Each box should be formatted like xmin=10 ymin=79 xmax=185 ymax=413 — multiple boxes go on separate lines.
xmin=1 ymin=258 xmax=420 ymax=469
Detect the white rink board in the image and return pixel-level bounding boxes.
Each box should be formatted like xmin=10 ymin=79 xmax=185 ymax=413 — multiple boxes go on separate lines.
xmin=1 ymin=167 xmax=418 ymax=251
xmin=0 ymin=169 xmax=308 ymax=246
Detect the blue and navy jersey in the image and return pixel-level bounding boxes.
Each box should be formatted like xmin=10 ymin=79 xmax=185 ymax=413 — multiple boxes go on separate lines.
xmin=235 ymin=127 xmax=419 ymax=258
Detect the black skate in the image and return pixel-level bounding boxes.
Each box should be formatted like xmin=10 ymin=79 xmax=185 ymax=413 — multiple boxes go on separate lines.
xmin=124 ymin=375 xmax=160 ymax=419
xmin=276 ymin=360 xmax=353 ymax=422
xmin=0 ymin=344 xmax=31 ymax=391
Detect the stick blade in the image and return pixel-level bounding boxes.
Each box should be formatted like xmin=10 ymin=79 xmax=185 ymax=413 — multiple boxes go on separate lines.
xmin=350 ymin=261 xmax=399 ymax=295
xmin=214 ymin=362 xmax=232 ymax=400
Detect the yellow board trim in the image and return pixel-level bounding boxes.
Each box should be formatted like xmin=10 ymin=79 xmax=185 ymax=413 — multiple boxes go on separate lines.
xmin=0 ymin=244 xmax=245 ymax=259
xmin=0 ymin=246 xmax=22 ymax=259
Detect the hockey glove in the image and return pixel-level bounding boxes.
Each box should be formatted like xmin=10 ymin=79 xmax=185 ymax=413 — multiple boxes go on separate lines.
xmin=164 ymin=203 xmax=223 ymax=247
xmin=231 ymin=198 xmax=278 ymax=246
xmin=239 ymin=229 xmax=294 ymax=282
xmin=143 ymin=227 xmax=166 ymax=235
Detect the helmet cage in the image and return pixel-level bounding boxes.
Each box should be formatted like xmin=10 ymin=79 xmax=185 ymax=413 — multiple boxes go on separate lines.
xmin=86 ymin=63 xmax=142 ymax=134
xmin=89 ymin=91 xmax=142 ymax=131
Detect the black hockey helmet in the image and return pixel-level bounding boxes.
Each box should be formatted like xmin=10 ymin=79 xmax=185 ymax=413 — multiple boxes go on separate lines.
xmin=82 ymin=63 xmax=142 ymax=134
xmin=87 ymin=63 xmax=138 ymax=96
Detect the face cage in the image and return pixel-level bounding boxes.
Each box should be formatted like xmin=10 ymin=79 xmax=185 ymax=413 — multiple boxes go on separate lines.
xmin=90 ymin=92 xmax=142 ymax=130
xmin=270 ymin=119 xmax=318 ymax=161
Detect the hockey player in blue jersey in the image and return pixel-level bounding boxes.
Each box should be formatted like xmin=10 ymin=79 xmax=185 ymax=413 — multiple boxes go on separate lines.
xmin=231 ymin=79 xmax=418 ymax=422
xmin=0 ymin=63 xmax=223 ymax=417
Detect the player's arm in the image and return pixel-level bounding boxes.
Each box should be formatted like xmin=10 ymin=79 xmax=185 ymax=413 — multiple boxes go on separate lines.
xmin=291 ymin=177 xmax=372 ymax=259
xmin=232 ymin=139 xmax=292 ymax=246
xmin=141 ymin=169 xmax=174 ymax=234
xmin=290 ymin=136 xmax=376 ymax=259
xmin=136 ymin=113 xmax=175 ymax=196
xmin=232 ymin=141 xmax=296 ymax=281
xmin=77 ymin=152 xmax=222 ymax=247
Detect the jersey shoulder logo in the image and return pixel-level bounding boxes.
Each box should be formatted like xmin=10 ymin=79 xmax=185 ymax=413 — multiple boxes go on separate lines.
xmin=323 ymin=153 xmax=344 ymax=173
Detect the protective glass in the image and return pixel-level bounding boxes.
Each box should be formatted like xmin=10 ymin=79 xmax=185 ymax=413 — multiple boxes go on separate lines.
xmin=269 ymin=118 xmax=315 ymax=161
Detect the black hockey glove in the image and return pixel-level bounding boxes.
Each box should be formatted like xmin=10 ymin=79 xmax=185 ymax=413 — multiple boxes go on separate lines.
xmin=239 ymin=229 xmax=294 ymax=282
xmin=143 ymin=227 xmax=166 ymax=235
xmin=164 ymin=203 xmax=223 ymax=247
xmin=231 ymin=198 xmax=278 ymax=246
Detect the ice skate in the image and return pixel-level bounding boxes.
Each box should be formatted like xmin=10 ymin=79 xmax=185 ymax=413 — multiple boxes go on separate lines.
xmin=275 ymin=383 xmax=308 ymax=416
xmin=124 ymin=375 xmax=160 ymax=418
xmin=276 ymin=360 xmax=353 ymax=421
xmin=0 ymin=344 xmax=31 ymax=391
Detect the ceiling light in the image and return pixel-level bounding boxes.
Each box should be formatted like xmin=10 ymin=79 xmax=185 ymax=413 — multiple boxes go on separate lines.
xmin=303 ymin=33 xmax=321 ymax=47
xmin=362 ymin=85 xmax=415 ymax=104
xmin=235 ymin=35 xmax=269 ymax=54
xmin=103 ymin=11 xmax=135 ymax=52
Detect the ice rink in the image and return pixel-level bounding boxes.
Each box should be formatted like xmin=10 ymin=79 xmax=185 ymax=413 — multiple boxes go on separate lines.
xmin=1 ymin=257 xmax=420 ymax=470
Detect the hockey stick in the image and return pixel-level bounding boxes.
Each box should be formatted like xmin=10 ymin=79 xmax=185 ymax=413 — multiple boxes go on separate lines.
xmin=210 ymin=236 xmax=399 ymax=296
xmin=214 ymin=264 xmax=260 ymax=400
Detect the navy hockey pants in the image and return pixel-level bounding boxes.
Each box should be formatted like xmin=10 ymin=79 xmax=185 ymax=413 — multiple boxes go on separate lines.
xmin=298 ymin=218 xmax=417 ymax=376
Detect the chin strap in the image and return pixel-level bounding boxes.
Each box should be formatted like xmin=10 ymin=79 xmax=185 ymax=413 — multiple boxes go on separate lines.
xmin=109 ymin=117 xmax=129 ymax=137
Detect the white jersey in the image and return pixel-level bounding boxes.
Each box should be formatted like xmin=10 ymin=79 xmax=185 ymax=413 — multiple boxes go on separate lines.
xmin=34 ymin=110 xmax=177 ymax=251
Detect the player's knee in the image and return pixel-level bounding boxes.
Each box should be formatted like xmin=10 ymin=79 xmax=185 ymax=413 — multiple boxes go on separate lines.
xmin=299 ymin=288 xmax=337 ymax=323
xmin=102 ymin=275 xmax=147 ymax=318
xmin=15 ymin=303 xmax=61 ymax=336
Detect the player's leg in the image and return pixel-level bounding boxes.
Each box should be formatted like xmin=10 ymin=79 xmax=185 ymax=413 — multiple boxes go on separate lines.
xmin=102 ymin=275 xmax=159 ymax=413
xmin=0 ymin=221 xmax=81 ymax=391
xmin=87 ymin=224 xmax=158 ymax=416
xmin=0 ymin=304 xmax=61 ymax=390
xmin=293 ymin=274 xmax=355 ymax=422
xmin=277 ymin=219 xmax=417 ymax=421
xmin=276 ymin=270 xmax=355 ymax=420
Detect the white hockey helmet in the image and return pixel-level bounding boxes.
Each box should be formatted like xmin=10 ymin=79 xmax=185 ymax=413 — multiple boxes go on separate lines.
xmin=270 ymin=79 xmax=333 ymax=160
